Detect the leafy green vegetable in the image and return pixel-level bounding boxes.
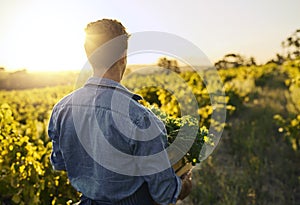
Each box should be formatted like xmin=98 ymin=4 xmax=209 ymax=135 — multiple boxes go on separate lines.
xmin=148 ymin=105 xmax=214 ymax=166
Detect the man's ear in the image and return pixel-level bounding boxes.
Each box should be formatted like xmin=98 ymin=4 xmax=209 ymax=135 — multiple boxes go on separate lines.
xmin=120 ymin=51 xmax=127 ymax=64
xmin=120 ymin=56 xmax=127 ymax=65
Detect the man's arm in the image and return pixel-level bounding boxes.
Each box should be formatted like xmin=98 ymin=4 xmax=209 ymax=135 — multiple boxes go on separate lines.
xmin=130 ymin=110 xmax=191 ymax=204
xmin=152 ymin=172 xmax=192 ymax=205
xmin=48 ymin=107 xmax=66 ymax=171
xmin=153 ymin=175 xmax=192 ymax=205
xmin=177 ymin=172 xmax=193 ymax=201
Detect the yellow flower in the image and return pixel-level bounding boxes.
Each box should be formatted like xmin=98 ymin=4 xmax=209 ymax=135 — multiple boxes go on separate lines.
xmin=16 ymin=152 xmax=21 ymax=158
xmin=291 ymin=119 xmax=298 ymax=127
xmin=204 ymin=136 xmax=209 ymax=142
xmin=19 ymin=165 xmax=25 ymax=173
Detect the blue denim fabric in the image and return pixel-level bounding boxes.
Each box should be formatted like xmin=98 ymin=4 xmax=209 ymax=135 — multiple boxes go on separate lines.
xmin=48 ymin=77 xmax=181 ymax=205
xmin=78 ymin=183 xmax=154 ymax=205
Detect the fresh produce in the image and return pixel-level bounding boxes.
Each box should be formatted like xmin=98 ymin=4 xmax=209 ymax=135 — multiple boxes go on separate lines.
xmin=148 ymin=105 xmax=214 ymax=168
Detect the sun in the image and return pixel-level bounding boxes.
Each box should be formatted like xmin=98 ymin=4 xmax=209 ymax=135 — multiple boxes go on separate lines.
xmin=0 ymin=5 xmax=87 ymax=72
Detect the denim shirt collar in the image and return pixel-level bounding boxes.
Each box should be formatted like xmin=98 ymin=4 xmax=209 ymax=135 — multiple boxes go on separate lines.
xmin=84 ymin=77 xmax=142 ymax=102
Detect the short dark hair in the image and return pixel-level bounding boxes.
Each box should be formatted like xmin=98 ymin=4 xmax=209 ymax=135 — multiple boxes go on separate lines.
xmin=85 ymin=19 xmax=129 ymax=41
xmin=84 ymin=19 xmax=129 ymax=69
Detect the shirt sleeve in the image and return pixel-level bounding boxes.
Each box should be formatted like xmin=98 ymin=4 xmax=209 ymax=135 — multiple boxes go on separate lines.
xmin=144 ymin=168 xmax=182 ymax=205
xmin=48 ymin=106 xmax=66 ymax=171
xmin=130 ymin=109 xmax=182 ymax=205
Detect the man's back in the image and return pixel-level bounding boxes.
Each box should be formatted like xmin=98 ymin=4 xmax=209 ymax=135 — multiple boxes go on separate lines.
xmin=48 ymin=77 xmax=181 ymax=204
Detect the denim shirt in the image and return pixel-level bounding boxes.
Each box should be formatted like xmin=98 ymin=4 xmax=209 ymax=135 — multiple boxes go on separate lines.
xmin=48 ymin=77 xmax=181 ymax=205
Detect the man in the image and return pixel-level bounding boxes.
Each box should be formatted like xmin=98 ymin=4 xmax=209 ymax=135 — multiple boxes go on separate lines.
xmin=48 ymin=19 xmax=192 ymax=205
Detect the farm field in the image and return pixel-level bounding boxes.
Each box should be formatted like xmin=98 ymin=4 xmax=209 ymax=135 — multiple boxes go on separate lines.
xmin=0 ymin=59 xmax=299 ymax=204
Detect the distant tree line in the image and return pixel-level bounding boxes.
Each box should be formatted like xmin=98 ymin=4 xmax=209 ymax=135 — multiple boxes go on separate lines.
xmin=157 ymin=57 xmax=180 ymax=73
xmin=214 ymin=54 xmax=257 ymax=69
xmin=0 ymin=70 xmax=78 ymax=90
xmin=266 ymin=29 xmax=300 ymax=65
xmin=282 ymin=29 xmax=300 ymax=60
xmin=215 ymin=28 xmax=300 ymax=69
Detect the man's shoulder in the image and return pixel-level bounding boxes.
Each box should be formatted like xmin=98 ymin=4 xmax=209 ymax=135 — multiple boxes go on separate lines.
xmin=52 ymin=89 xmax=77 ymax=110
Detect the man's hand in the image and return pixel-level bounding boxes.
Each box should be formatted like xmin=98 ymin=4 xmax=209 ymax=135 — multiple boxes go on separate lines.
xmin=178 ymin=171 xmax=192 ymax=201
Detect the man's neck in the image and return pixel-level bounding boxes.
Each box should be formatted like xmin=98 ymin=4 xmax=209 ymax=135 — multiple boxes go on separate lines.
xmin=101 ymin=73 xmax=121 ymax=82
xmin=93 ymin=70 xmax=122 ymax=83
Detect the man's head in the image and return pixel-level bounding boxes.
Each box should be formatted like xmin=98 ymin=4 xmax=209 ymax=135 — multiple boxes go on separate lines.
xmin=84 ymin=19 xmax=130 ymax=76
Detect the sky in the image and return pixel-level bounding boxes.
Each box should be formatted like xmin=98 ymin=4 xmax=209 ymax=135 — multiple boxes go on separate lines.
xmin=0 ymin=0 xmax=299 ymax=72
